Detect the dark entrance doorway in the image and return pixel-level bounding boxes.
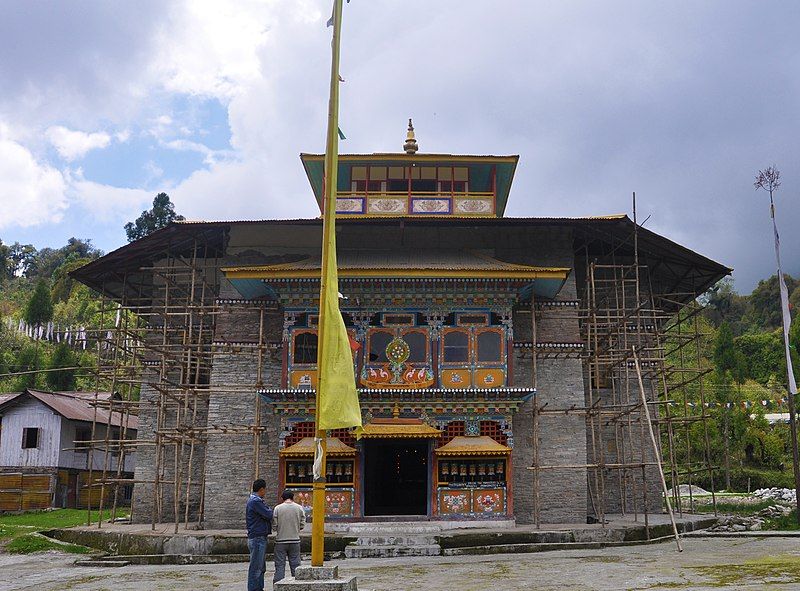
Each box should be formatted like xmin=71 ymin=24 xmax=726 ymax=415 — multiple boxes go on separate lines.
xmin=364 ymin=440 xmax=428 ymax=516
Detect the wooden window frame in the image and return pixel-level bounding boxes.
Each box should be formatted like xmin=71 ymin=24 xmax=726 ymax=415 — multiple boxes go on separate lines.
xmin=440 ymin=327 xmax=471 ymax=366
xmin=365 ymin=327 xmax=430 ymax=367
xmin=291 ymin=329 xmax=319 ymax=367
xmin=22 ymin=427 xmax=40 ymax=449
xmin=474 ymin=327 xmax=505 ymax=366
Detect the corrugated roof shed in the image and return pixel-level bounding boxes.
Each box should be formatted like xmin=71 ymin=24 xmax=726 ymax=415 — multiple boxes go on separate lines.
xmin=0 ymin=390 xmax=137 ymax=430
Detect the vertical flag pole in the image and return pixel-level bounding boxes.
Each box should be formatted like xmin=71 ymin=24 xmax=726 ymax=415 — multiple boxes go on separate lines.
xmin=312 ymin=0 xmax=344 ymax=567
xmin=755 ymin=166 xmax=800 ymax=525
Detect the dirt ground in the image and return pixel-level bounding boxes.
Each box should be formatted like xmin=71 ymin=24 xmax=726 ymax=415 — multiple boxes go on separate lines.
xmin=1 ymin=536 xmax=800 ymax=590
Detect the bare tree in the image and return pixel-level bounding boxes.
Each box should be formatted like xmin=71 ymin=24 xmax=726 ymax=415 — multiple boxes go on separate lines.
xmin=754 ymin=165 xmax=781 ymax=205
xmin=755 ymin=164 xmax=800 ymax=524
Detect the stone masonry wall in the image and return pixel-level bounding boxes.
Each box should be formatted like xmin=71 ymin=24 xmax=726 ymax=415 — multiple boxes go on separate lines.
xmin=130 ymin=366 xmax=208 ymax=525
xmin=510 ymin=229 xmax=588 ymax=525
xmin=591 ymin=382 xmax=662 ymax=516
xmin=202 ymin=305 xmax=284 ymax=530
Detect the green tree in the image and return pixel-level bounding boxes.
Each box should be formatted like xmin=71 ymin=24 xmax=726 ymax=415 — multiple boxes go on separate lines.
xmin=713 ymin=322 xmax=738 ymax=489
xmin=46 ymin=343 xmax=76 ymax=391
xmin=714 ymin=322 xmax=737 ymax=373
xmin=13 ymin=343 xmax=41 ymax=390
xmin=702 ymin=278 xmax=750 ymax=333
xmin=735 ymin=331 xmax=785 ymax=385
xmin=744 ymin=274 xmax=799 ymax=331
xmin=8 ymin=242 xmax=37 ymax=277
xmin=124 ymin=193 xmax=185 ymax=242
xmin=0 ymin=239 xmax=12 ymax=282
xmin=23 ymin=280 xmax=53 ymax=328
xmin=33 ymin=238 xmax=101 ymax=280
xmin=51 ymin=256 xmax=94 ymax=303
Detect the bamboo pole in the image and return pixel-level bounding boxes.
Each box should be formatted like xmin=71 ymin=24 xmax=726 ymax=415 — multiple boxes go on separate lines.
xmin=311 ymin=0 xmax=345 ymax=567
xmin=633 ymin=347 xmax=682 ymax=552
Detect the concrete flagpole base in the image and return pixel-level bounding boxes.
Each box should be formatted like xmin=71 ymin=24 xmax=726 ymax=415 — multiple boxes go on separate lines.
xmin=274 ymin=566 xmax=358 ymax=591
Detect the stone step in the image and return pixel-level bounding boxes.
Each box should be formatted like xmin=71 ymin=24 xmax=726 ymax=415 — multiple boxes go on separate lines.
xmin=353 ymin=534 xmax=438 ymax=546
xmin=344 ymin=544 xmax=441 ymax=559
xmin=74 ymin=559 xmax=131 ymax=568
xmin=275 ymin=577 xmax=357 ymax=591
xmin=345 ymin=523 xmax=441 ymax=535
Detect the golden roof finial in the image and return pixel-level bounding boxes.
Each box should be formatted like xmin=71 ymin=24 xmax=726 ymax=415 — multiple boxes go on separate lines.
xmin=392 ymin=402 xmax=401 ymax=419
xmin=403 ymin=118 xmax=418 ymax=155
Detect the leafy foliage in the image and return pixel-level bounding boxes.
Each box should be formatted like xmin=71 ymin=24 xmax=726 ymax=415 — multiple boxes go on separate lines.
xmin=23 ymin=280 xmax=53 ymax=327
xmin=0 ymin=237 xmax=105 ymax=392
xmin=46 ymin=343 xmax=77 ymax=391
xmin=12 ymin=343 xmax=43 ymax=390
xmin=124 ymin=192 xmax=185 ymax=242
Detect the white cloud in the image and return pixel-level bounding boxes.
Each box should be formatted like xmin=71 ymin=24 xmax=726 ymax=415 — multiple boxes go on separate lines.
xmin=46 ymin=125 xmax=112 ymax=161
xmin=152 ymin=1 xmax=276 ymax=99
xmin=0 ymin=125 xmax=68 ymax=229
xmin=67 ymin=170 xmax=154 ymax=223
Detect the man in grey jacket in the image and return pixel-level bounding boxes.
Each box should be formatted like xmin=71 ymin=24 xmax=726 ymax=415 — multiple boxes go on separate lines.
xmin=272 ymin=490 xmax=306 ymax=584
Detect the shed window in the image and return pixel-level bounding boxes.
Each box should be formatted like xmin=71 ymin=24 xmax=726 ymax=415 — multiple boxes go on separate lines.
xmin=293 ymin=332 xmax=318 ymax=364
xmin=22 ymin=427 xmax=40 ymax=449
xmin=75 ymin=428 xmax=91 ymax=450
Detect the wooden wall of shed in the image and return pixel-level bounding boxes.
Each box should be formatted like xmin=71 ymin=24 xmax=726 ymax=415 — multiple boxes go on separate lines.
xmin=59 ymin=420 xmax=136 ymax=473
xmin=0 ymin=397 xmax=62 ymax=468
xmin=0 ymin=471 xmax=54 ymax=512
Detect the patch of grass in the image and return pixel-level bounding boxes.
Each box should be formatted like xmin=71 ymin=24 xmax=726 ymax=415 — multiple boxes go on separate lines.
xmin=693 ymin=554 xmax=800 ymax=587
xmin=693 ymin=499 xmax=776 ymax=516
xmin=0 ymin=508 xmax=126 ymax=529
xmin=0 ymin=524 xmax=23 ymax=540
xmin=493 ymin=563 xmax=512 ymax=576
xmin=764 ymin=509 xmax=800 ymax=531
xmin=5 ymin=532 xmax=92 ymax=554
xmin=0 ymin=508 xmax=126 ymax=554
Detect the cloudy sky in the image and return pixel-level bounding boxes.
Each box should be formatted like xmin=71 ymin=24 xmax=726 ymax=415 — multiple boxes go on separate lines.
xmin=0 ymin=1 xmax=797 ymax=291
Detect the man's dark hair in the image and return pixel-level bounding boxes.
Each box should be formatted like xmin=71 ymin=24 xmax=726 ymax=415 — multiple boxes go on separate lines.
xmin=252 ymin=479 xmax=267 ymax=493
xmin=281 ymin=490 xmax=294 ymax=501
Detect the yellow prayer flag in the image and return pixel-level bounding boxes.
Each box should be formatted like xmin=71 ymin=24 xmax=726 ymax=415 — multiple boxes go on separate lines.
xmin=316 ymin=240 xmax=361 ymax=431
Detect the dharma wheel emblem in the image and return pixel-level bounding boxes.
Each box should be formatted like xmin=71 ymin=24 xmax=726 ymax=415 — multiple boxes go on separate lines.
xmin=386 ymin=336 xmax=411 ymax=364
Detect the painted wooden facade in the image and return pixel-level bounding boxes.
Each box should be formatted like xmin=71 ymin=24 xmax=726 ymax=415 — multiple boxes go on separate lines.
xmin=220 ymin=151 xmax=561 ymax=521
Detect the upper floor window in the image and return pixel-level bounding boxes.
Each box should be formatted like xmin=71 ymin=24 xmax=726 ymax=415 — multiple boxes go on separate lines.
xmin=477 ymin=330 xmax=503 ymax=363
xmin=75 ymin=427 xmax=91 ymax=450
xmin=367 ymin=330 xmax=393 ymax=363
xmin=366 ymin=328 xmax=429 ymax=365
xmin=293 ymin=331 xmax=318 ymax=365
xmin=442 ymin=330 xmax=470 ymax=363
xmin=441 ymin=327 xmax=505 ymax=365
xmin=349 ymin=165 xmax=470 ymax=195
xmin=22 ymin=427 xmax=40 ymax=449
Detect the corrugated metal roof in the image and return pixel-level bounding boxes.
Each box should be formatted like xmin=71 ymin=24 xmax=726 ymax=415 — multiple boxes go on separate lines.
xmin=0 ymin=392 xmax=21 ymax=407
xmin=223 ymin=249 xmax=568 ymax=274
xmin=299 ymin=152 xmax=519 ymax=161
xmin=0 ymin=390 xmax=137 ymax=430
xmin=71 ymin=213 xmax=731 ymax=307
xmin=174 ymin=214 xmax=629 ymax=225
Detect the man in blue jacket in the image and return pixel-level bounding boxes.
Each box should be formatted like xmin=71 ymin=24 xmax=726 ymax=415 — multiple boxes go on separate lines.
xmin=246 ymin=479 xmax=274 ymax=591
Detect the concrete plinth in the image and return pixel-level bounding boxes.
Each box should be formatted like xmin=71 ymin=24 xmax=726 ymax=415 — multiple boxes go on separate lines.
xmin=274 ymin=566 xmax=358 ymax=591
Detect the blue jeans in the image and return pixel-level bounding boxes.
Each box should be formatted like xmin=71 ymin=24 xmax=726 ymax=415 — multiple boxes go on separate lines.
xmin=247 ymin=536 xmax=268 ymax=591
xmin=273 ymin=541 xmax=301 ymax=583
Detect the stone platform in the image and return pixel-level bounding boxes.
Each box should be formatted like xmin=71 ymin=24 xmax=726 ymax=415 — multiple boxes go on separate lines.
xmin=275 ymin=566 xmax=358 ymax=591
xmin=49 ymin=513 xmax=718 ymax=564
